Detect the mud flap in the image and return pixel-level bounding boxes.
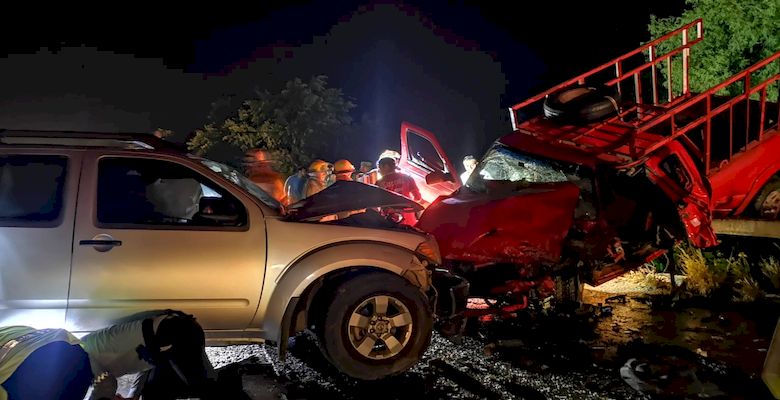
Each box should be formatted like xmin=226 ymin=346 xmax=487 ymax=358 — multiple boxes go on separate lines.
xmin=277 ymin=297 xmax=300 ymax=361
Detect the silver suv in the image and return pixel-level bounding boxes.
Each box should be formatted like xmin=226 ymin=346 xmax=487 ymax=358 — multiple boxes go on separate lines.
xmin=0 ymin=130 xmax=467 ymax=380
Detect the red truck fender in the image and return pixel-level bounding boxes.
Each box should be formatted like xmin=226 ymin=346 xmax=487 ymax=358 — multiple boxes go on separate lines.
xmin=736 ymin=160 xmax=780 ymax=216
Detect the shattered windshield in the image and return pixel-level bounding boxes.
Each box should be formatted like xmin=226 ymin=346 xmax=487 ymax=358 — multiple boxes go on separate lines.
xmin=200 ymin=160 xmax=281 ymax=210
xmin=466 ymin=144 xmax=589 ymax=192
xmin=469 ymin=145 xmax=566 ymax=185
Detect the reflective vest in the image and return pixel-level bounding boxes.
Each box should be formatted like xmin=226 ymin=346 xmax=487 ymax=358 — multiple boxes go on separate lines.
xmin=0 ymin=326 xmax=81 ymax=400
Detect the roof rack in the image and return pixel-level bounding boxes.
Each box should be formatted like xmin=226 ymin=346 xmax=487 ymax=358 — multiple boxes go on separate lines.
xmin=0 ymin=129 xmax=186 ymax=152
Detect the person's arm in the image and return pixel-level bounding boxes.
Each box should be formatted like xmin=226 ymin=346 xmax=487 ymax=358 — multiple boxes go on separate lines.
xmin=407 ymin=176 xmax=422 ymax=201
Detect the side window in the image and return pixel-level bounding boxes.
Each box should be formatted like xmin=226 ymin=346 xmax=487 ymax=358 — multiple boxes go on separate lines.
xmin=660 ymin=155 xmax=692 ymax=192
xmin=407 ymin=131 xmax=447 ymax=173
xmin=0 ymin=155 xmax=68 ymax=227
xmin=96 ymin=158 xmax=247 ymax=228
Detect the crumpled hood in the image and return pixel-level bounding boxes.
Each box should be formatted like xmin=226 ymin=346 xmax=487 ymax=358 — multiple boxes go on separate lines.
xmin=286 ymin=180 xmax=423 ymax=221
xmin=416 ymin=181 xmax=580 ymax=265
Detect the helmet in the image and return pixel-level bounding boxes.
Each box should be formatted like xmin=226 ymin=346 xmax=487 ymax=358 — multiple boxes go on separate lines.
xmin=333 ymin=159 xmax=355 ymax=174
xmin=376 ymin=156 xmax=397 ymax=168
xmin=308 ymin=159 xmax=331 ymax=173
xmin=379 ymin=149 xmax=401 ymax=162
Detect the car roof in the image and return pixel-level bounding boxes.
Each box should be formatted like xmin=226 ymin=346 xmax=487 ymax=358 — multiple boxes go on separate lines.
xmin=0 ymin=129 xmax=189 ymax=154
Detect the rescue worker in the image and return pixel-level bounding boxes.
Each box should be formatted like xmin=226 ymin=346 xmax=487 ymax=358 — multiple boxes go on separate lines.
xmin=0 ymin=326 xmax=94 ymax=400
xmin=284 ymin=166 xmax=307 ymax=204
xmin=303 ymin=159 xmax=331 ymax=198
xmin=460 ymin=155 xmax=477 ymax=185
xmin=376 ymin=157 xmax=422 ymax=224
xmin=81 ymin=310 xmax=216 ymax=400
xmin=333 ymin=159 xmax=356 ymax=181
xmin=355 ymin=161 xmax=375 ymax=184
xmin=375 ymin=149 xmax=401 ymax=181
xmin=244 ymin=149 xmax=286 ymax=204
xmin=330 ymin=159 xmax=365 ymax=219
xmin=326 ymin=162 xmax=336 ymax=186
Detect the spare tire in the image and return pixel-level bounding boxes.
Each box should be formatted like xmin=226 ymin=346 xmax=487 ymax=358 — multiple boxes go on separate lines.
xmin=543 ymin=85 xmax=621 ymax=123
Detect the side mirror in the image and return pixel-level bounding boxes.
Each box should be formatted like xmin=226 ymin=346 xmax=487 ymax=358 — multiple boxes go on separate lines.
xmin=196 ymin=197 xmax=240 ymax=225
xmin=425 ymin=171 xmax=454 ymax=185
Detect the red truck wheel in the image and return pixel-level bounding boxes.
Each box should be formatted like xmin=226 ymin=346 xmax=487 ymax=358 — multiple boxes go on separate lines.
xmin=755 ymin=178 xmax=780 ymax=220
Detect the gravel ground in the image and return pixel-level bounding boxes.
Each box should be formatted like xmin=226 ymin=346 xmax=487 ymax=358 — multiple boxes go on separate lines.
xmin=204 ymin=331 xmax=645 ymax=400
xmin=199 ymin=280 xmax=778 ymax=400
xmin=585 ymin=272 xmax=686 ymax=295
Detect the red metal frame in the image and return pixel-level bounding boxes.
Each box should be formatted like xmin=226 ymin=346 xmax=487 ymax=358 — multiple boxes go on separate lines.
xmin=507 ymin=18 xmax=780 ymax=184
xmin=623 ymin=50 xmax=780 ymax=217
xmin=509 ymin=19 xmax=703 ymax=132
xmin=631 ymin=51 xmax=780 ymax=172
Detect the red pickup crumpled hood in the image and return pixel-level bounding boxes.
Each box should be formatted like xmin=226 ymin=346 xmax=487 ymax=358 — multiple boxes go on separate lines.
xmin=416 ymin=182 xmax=580 ymax=265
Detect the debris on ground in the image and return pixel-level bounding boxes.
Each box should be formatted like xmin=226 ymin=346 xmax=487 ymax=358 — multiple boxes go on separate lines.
xmin=605 ymin=294 xmax=627 ymax=304
xmin=619 ymin=356 xmax=726 ymax=398
xmin=598 ymin=304 xmax=613 ymax=317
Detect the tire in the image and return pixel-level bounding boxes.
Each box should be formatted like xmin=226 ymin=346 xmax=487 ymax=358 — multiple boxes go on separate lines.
xmin=753 ymin=178 xmax=780 ymax=220
xmin=319 ymin=272 xmax=433 ymax=380
xmin=543 ymin=85 xmax=621 ymax=123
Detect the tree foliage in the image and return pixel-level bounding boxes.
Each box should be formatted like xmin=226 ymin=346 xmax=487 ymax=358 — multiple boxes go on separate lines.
xmin=188 ymin=75 xmax=356 ymax=175
xmin=648 ymin=0 xmax=779 ymax=100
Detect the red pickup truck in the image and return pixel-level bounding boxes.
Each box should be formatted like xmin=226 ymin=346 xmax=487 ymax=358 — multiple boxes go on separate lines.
xmin=395 ymin=19 xmax=780 ymax=314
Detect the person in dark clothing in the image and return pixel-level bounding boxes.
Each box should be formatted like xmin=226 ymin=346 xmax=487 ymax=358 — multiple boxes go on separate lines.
xmin=284 ymin=166 xmax=308 ymax=204
xmin=82 ymin=310 xmax=216 ymax=400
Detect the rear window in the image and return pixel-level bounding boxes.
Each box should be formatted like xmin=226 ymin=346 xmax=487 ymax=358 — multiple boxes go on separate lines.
xmin=0 ymin=155 xmax=68 ymax=226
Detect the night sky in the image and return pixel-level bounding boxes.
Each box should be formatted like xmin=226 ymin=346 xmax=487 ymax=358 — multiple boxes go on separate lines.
xmin=0 ymin=1 xmax=685 ymax=166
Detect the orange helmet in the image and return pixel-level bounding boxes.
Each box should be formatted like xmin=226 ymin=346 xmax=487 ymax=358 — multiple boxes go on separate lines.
xmin=333 ymin=159 xmax=355 ymax=174
xmin=308 ymin=159 xmax=331 ymax=173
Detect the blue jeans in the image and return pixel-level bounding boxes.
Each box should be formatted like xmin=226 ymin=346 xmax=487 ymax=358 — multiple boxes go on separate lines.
xmin=2 ymin=341 xmax=94 ymax=400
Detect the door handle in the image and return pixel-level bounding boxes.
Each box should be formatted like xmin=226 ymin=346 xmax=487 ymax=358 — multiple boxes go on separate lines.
xmin=80 ymin=234 xmax=122 ymax=252
xmin=79 ymin=239 xmax=122 ymax=246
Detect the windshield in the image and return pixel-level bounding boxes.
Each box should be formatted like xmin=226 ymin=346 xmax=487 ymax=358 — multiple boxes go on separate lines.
xmin=466 ymin=144 xmax=597 ymax=219
xmin=200 ymin=159 xmax=281 ymax=210
xmin=466 ymin=144 xmax=589 ymax=190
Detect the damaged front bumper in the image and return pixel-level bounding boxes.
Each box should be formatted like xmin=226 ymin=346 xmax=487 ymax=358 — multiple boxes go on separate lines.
xmin=429 ymin=268 xmax=470 ymax=337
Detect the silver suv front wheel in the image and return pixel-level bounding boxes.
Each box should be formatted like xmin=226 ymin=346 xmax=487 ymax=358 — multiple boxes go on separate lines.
xmin=320 ymin=272 xmax=432 ymax=380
